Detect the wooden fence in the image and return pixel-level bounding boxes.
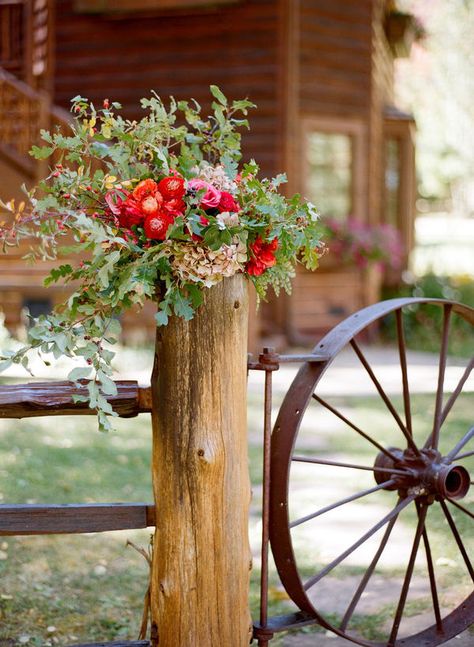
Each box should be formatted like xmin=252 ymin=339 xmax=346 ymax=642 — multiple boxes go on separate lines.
xmin=0 ymin=379 xmax=154 ymax=647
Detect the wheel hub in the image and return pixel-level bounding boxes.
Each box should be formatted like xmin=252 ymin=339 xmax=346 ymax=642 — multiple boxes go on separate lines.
xmin=374 ymin=446 xmax=471 ymax=501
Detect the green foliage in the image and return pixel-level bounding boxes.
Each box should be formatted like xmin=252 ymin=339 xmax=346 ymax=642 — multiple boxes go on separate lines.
xmin=382 ymin=273 xmax=474 ymax=355
xmin=0 ymin=87 xmax=324 ymax=430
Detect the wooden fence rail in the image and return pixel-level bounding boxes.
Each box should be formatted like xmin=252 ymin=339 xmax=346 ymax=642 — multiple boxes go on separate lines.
xmin=0 ymin=378 xmax=155 ymax=645
xmin=0 ymin=502 xmax=156 ymax=535
xmin=0 ymin=380 xmax=152 ymax=418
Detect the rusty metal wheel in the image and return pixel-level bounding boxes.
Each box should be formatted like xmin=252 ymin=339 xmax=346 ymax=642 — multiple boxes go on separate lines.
xmin=270 ymin=298 xmax=474 ymax=646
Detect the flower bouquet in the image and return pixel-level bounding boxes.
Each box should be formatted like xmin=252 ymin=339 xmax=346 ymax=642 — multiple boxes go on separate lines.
xmin=0 ymin=86 xmax=323 ymax=430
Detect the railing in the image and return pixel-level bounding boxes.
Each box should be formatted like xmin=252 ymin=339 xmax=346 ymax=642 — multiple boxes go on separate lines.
xmin=0 ymin=66 xmax=71 ymax=178
xmin=0 ymin=379 xmax=155 ymax=645
xmin=0 ymin=380 xmax=154 ymax=537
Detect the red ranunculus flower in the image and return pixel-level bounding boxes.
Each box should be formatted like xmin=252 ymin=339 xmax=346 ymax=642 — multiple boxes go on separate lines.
xmin=118 ymin=196 xmax=145 ymax=228
xmin=158 ymin=176 xmax=185 ymax=201
xmin=163 ymin=197 xmax=185 ymax=217
xmin=218 ymin=191 xmax=240 ymax=213
xmin=143 ymin=211 xmax=174 ymax=240
xmin=133 ymin=179 xmax=159 ymax=202
xmin=246 ymin=236 xmax=278 ymax=276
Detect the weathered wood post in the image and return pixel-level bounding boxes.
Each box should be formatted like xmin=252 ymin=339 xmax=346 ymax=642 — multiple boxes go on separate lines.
xmin=149 ymin=274 xmax=251 ymax=646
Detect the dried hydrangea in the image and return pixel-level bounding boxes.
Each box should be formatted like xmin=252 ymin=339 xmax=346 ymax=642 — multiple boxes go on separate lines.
xmin=193 ymin=162 xmax=237 ymax=194
xmin=168 ymin=239 xmax=247 ymax=287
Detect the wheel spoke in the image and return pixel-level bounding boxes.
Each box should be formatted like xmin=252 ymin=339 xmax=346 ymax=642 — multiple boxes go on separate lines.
xmin=292 ymin=455 xmax=410 ymax=476
xmin=388 ymin=503 xmax=428 ymax=646
xmin=440 ymin=499 xmax=474 ymax=582
xmin=290 ymin=479 xmax=398 ymax=529
xmin=396 ymin=309 xmax=413 ymax=437
xmin=340 ymin=500 xmax=401 ymax=632
xmin=457 ymin=451 xmax=474 ymax=461
xmin=417 ymin=501 xmax=443 ymax=633
xmin=447 ymin=498 xmax=474 ymax=521
xmin=440 ymin=357 xmax=474 ymax=427
xmin=446 ymin=427 xmax=474 ymax=462
xmin=312 ymin=394 xmax=400 ymax=462
xmin=350 ymin=339 xmax=420 ymax=455
xmin=303 ymin=496 xmax=415 ymax=591
xmin=430 ymin=304 xmax=452 ymax=450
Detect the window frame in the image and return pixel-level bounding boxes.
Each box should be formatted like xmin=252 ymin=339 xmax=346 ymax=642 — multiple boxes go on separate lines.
xmin=300 ymin=116 xmax=368 ymax=222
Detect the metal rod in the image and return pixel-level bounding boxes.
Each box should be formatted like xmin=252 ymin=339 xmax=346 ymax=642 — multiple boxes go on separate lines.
xmin=446 ymin=427 xmax=474 ymax=462
xmin=388 ymin=503 xmax=428 ymax=645
xmin=277 ymin=353 xmax=328 ymax=363
xmin=312 ymin=394 xmax=400 ymax=462
xmin=417 ymin=501 xmax=443 ymax=633
xmin=350 ymin=339 xmax=421 ymax=456
xmin=430 ymin=304 xmax=452 ymax=450
xmin=447 ymin=498 xmax=474 ymax=521
xmin=340 ymin=503 xmax=401 ymax=632
xmin=259 ymin=367 xmax=273 ymax=631
xmin=290 ymin=479 xmax=397 ymax=529
xmin=440 ymin=499 xmax=474 ymax=582
xmin=440 ymin=357 xmax=474 ymax=427
xmin=396 ymin=309 xmax=413 ymax=437
xmin=303 ymin=496 xmax=416 ymax=591
xmin=292 ymin=455 xmax=410 ymax=476
xmin=457 ymin=451 xmax=474 ymax=461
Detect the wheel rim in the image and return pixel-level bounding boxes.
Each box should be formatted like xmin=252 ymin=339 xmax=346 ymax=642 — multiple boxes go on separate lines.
xmin=270 ymin=298 xmax=474 ymax=646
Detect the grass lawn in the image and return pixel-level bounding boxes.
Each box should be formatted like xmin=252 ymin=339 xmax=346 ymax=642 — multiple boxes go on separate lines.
xmin=0 ymin=359 xmax=473 ymax=645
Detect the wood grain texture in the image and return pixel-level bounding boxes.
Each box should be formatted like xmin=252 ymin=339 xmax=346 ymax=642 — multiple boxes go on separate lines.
xmin=150 ymin=274 xmax=251 ymax=646
xmin=0 ymin=381 xmax=151 ymax=418
xmin=0 ymin=503 xmax=155 ymax=535
xmin=68 ymin=642 xmax=150 ymax=647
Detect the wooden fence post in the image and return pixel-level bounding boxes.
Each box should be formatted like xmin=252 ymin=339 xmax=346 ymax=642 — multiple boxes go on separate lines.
xmin=149 ymin=274 xmax=252 ymax=646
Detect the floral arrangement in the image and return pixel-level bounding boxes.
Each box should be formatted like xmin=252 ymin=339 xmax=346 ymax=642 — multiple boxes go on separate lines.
xmin=0 ymin=86 xmax=323 ymax=430
xmin=321 ymin=217 xmax=404 ymax=271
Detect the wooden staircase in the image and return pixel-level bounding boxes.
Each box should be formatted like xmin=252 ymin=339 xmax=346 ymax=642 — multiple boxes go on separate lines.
xmin=0 ymin=0 xmax=71 ymax=199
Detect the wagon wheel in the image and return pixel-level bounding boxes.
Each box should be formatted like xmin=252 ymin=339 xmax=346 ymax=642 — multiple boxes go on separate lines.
xmin=270 ymin=298 xmax=474 ymax=646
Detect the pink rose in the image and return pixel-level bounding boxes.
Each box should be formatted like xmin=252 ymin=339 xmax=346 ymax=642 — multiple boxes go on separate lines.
xmin=187 ymin=179 xmax=221 ymax=209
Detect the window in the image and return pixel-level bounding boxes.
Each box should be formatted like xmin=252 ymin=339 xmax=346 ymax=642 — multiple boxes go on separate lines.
xmin=384 ymin=137 xmax=400 ymax=229
xmin=306 ymin=132 xmax=352 ymax=220
xmin=383 ymin=109 xmax=416 ymax=255
xmin=22 ymin=298 xmax=52 ymax=321
xmin=302 ymin=118 xmax=367 ymax=222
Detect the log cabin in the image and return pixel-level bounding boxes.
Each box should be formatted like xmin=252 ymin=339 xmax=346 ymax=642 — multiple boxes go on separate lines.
xmin=0 ymin=0 xmax=417 ymax=349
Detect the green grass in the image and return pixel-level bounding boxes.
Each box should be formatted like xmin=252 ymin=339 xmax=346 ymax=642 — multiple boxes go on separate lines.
xmin=0 ymin=374 xmax=472 ymax=645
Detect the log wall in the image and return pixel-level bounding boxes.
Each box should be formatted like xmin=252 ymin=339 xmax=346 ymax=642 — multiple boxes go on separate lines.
xmin=53 ymin=0 xmax=282 ymax=179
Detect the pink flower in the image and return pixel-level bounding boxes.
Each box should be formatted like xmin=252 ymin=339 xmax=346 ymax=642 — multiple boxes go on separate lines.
xmin=187 ymin=179 xmax=221 ymax=209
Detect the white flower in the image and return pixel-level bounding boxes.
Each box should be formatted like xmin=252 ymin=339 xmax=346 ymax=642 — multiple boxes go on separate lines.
xmin=217 ymin=211 xmax=240 ymax=229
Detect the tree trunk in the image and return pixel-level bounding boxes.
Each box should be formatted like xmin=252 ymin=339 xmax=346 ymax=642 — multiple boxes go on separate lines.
xmin=150 ymin=274 xmax=251 ymax=647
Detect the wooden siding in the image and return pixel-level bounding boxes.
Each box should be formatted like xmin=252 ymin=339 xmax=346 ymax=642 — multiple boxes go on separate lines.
xmin=299 ymin=0 xmax=373 ymax=119
xmin=289 ymin=262 xmax=382 ymax=340
xmin=368 ymin=0 xmax=394 ymax=224
xmin=53 ymin=0 xmax=282 ymax=179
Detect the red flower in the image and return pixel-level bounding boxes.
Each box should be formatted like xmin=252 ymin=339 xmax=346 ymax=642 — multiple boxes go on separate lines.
xmin=141 ymin=195 xmax=161 ymax=216
xmin=163 ymin=197 xmax=185 ymax=217
xmin=133 ymin=179 xmax=160 ymax=202
xmin=119 ymin=197 xmax=145 ymax=228
xmin=158 ymin=176 xmax=185 ymax=201
xmin=246 ymin=236 xmax=278 ymax=276
xmin=218 ymin=191 xmax=240 ymax=213
xmin=143 ymin=211 xmax=174 ymax=240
